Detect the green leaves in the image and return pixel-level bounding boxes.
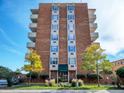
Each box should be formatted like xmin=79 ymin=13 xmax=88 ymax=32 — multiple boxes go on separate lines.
xmin=82 ymin=44 xmax=112 ymax=74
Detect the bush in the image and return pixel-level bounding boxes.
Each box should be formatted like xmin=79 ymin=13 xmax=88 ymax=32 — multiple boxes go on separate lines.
xmin=77 ymin=74 xmax=86 ymax=79
xmin=45 ymin=79 xmax=56 ymax=87
xmin=71 ymin=79 xmax=77 ymax=87
xmin=78 ymin=79 xmax=84 ymax=86
xmin=116 ymin=67 xmax=124 ymax=78
xmin=87 ymin=73 xmax=102 ymax=79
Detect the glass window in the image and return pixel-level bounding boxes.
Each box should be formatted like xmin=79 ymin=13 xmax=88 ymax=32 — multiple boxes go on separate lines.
xmin=68 ymin=6 xmax=75 ymax=10
xmin=52 ymin=6 xmax=59 ymax=11
xmin=69 ymin=58 xmax=76 ymax=65
xmin=51 ymin=34 xmax=58 ymax=40
xmin=51 ymin=58 xmax=58 ymax=64
xmin=68 ymin=24 xmax=74 ymax=31
xmin=51 ymin=46 xmax=58 ymax=52
xmin=52 ymin=24 xmax=58 ymax=30
xmin=68 ymin=46 xmax=75 ymax=52
xmin=68 ymin=15 xmax=74 ymax=20
xmin=68 ymin=34 xmax=75 ymax=40
xmin=52 ymin=15 xmax=58 ymax=20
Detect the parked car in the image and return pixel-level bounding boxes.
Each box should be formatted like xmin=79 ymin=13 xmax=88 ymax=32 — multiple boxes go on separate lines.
xmin=0 ymin=79 xmax=8 ymax=88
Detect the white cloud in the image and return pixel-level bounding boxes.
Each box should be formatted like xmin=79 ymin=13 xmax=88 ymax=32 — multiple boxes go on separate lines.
xmin=90 ymin=0 xmax=124 ymax=56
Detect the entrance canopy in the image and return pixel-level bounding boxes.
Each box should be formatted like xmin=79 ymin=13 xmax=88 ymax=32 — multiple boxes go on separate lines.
xmin=58 ymin=64 xmax=68 ymax=72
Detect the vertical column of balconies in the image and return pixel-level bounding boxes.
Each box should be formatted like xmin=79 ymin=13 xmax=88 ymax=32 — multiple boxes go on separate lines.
xmin=26 ymin=9 xmax=38 ymax=58
xmin=67 ymin=4 xmax=77 ymax=71
xmin=88 ymin=9 xmax=99 ymax=43
xmin=49 ymin=4 xmax=59 ymax=71
xmin=27 ymin=9 xmax=38 ymax=49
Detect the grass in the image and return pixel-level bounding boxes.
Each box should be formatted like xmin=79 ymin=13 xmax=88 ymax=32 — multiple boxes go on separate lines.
xmin=11 ymin=85 xmax=118 ymax=90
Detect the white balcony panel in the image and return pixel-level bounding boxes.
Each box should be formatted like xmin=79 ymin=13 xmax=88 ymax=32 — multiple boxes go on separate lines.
xmin=25 ymin=53 xmax=29 ymax=59
xmin=90 ymin=23 xmax=97 ymax=32
xmin=89 ymin=14 xmax=96 ymax=23
xmin=88 ymin=9 xmax=96 ymax=15
xmin=68 ymin=65 xmax=77 ymax=71
xmin=90 ymin=32 xmax=99 ymax=42
xmin=50 ymin=65 xmax=58 ymax=70
xmin=27 ymin=42 xmax=35 ymax=48
xmin=30 ymin=14 xmax=38 ymax=22
xmin=29 ymin=23 xmax=37 ymax=32
xmin=31 ymin=9 xmax=39 ymax=14
xmin=28 ymin=32 xmax=36 ymax=42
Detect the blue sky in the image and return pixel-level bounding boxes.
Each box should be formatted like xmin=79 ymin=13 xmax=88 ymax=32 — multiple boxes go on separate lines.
xmin=0 ymin=0 xmax=124 ymax=71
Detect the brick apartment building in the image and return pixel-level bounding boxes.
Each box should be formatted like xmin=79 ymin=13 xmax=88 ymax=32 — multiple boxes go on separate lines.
xmin=112 ymin=59 xmax=124 ymax=71
xmin=26 ymin=3 xmax=99 ymax=82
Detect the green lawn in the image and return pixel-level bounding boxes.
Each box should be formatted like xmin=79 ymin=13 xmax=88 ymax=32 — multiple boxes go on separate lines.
xmin=12 ymin=85 xmax=118 ymax=90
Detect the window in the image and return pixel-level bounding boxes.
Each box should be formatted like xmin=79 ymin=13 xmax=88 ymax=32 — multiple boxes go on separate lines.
xmin=68 ymin=24 xmax=74 ymax=31
xmin=50 ymin=58 xmax=58 ymax=64
xmin=68 ymin=15 xmax=74 ymax=20
xmin=51 ymin=34 xmax=58 ymax=40
xmin=52 ymin=15 xmax=59 ymax=20
xmin=69 ymin=58 xmax=76 ymax=65
xmin=68 ymin=34 xmax=75 ymax=40
xmin=52 ymin=24 xmax=58 ymax=30
xmin=68 ymin=5 xmax=75 ymax=10
xmin=52 ymin=6 xmax=59 ymax=11
xmin=51 ymin=46 xmax=58 ymax=52
xmin=68 ymin=46 xmax=75 ymax=52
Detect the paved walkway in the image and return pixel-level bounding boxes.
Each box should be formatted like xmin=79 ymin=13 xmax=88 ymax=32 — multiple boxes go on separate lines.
xmin=0 ymin=90 xmax=124 ymax=93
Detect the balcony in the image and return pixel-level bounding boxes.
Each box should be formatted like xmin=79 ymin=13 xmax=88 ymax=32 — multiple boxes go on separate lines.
xmin=29 ymin=23 xmax=37 ymax=32
xmin=90 ymin=23 xmax=97 ymax=32
xmin=30 ymin=14 xmax=38 ymax=23
xmin=89 ymin=14 xmax=96 ymax=23
xmin=28 ymin=32 xmax=36 ymax=42
xmin=25 ymin=53 xmax=29 ymax=59
xmin=31 ymin=9 xmax=39 ymax=14
xmin=27 ymin=42 xmax=35 ymax=49
xmin=88 ymin=9 xmax=96 ymax=15
xmin=90 ymin=32 xmax=99 ymax=42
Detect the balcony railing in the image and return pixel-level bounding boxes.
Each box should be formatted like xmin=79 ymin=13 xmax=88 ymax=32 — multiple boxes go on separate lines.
xmin=90 ymin=23 xmax=97 ymax=32
xmin=27 ymin=42 xmax=35 ymax=49
xmin=28 ymin=32 xmax=36 ymax=42
xmin=30 ymin=14 xmax=38 ymax=23
xmin=29 ymin=23 xmax=37 ymax=32
xmin=90 ymin=32 xmax=99 ymax=42
xmin=89 ymin=14 xmax=96 ymax=23
xmin=88 ymin=9 xmax=96 ymax=15
xmin=31 ymin=9 xmax=39 ymax=14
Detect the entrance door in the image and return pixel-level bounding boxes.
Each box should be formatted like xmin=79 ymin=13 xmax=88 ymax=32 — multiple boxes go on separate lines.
xmin=58 ymin=71 xmax=68 ymax=82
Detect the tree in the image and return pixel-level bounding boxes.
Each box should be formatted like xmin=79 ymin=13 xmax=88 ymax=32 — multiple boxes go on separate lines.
xmin=116 ymin=67 xmax=124 ymax=78
xmin=23 ymin=49 xmax=43 ymax=84
xmin=99 ymin=59 xmax=113 ymax=74
xmin=0 ymin=66 xmax=13 ymax=86
xmin=81 ymin=44 xmax=108 ymax=86
xmin=0 ymin=66 xmax=13 ymax=79
xmin=116 ymin=67 xmax=124 ymax=88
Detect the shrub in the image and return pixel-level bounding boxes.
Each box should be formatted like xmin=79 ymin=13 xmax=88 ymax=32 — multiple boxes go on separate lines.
xmin=77 ymin=74 xmax=86 ymax=79
xmin=87 ymin=73 xmax=102 ymax=79
xmin=45 ymin=79 xmax=56 ymax=87
xmin=116 ymin=67 xmax=124 ymax=78
xmin=78 ymin=79 xmax=84 ymax=86
xmin=71 ymin=79 xmax=77 ymax=87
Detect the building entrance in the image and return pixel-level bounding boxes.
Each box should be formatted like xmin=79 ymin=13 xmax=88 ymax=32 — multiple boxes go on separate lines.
xmin=58 ymin=71 xmax=68 ymax=82
xmin=58 ymin=64 xmax=68 ymax=82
